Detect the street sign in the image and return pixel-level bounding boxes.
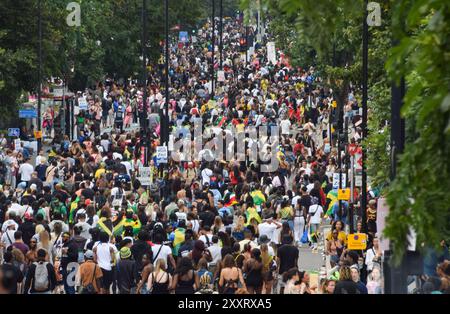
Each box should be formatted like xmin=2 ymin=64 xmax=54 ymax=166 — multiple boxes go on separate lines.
xmin=156 ymin=146 xmax=168 ymax=163
xmin=348 ymin=233 xmax=368 ymax=250
xmin=19 ymin=109 xmax=37 ymax=118
xmin=338 ymin=188 xmax=351 ymax=201
xmin=217 ymin=70 xmax=225 ymax=82
xmin=78 ymin=97 xmax=88 ymax=110
xmin=355 ymin=174 xmax=362 ymax=187
xmin=14 ymin=139 xmax=21 ymax=151
xmin=266 ymin=41 xmax=276 ymax=64
xmin=332 ymin=173 xmax=347 ymax=189
xmin=179 ymin=31 xmax=189 ymax=43
xmin=156 ymin=146 xmax=168 ymax=164
xmin=53 ymin=87 xmax=64 ymax=97
xmin=355 ymin=152 xmax=363 ymax=170
xmin=8 ymin=128 xmax=20 ymax=137
xmin=34 ymin=131 xmax=42 ymax=139
xmin=137 ymin=166 xmax=151 ymax=186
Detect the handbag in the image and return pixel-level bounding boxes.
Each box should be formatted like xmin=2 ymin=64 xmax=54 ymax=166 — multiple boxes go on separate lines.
xmin=301 ymin=230 xmax=309 ymax=244
xmin=81 ymin=265 xmax=97 ymax=294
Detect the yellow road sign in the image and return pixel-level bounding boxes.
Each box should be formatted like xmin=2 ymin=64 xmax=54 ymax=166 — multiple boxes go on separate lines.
xmin=338 ymin=188 xmax=351 ymax=200
xmin=348 ymin=233 xmax=367 ymax=250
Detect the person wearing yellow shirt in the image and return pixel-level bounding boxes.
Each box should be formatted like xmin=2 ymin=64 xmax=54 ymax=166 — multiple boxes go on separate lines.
xmin=236 ymin=119 xmax=245 ymax=133
xmin=325 ymin=220 xmax=348 ymax=245
xmin=95 ymin=162 xmax=106 ymax=180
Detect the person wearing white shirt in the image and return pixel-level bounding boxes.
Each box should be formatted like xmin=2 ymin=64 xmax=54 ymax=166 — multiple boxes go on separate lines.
xmin=18 ymin=159 xmax=34 ymax=184
xmin=307 ymin=198 xmax=324 ymax=250
xmin=199 ymin=232 xmax=214 ymax=248
xmin=151 ymin=233 xmax=176 ymax=269
xmin=207 ymin=236 xmax=222 ymax=266
xmin=258 ymin=217 xmax=282 ymax=245
xmin=280 ymin=118 xmax=291 ymax=136
xmin=1 ymin=222 xmax=17 ymax=250
xmin=201 ymin=167 xmax=213 ymax=186
xmin=35 ymin=151 xmax=46 ymax=167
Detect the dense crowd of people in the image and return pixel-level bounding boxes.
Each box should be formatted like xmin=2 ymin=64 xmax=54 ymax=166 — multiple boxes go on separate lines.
xmin=0 ymin=15 xmax=448 ymax=295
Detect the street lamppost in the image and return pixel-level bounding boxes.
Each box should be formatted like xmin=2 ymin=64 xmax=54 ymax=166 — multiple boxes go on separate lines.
xmin=219 ymin=0 xmax=223 ymax=70
xmin=164 ymin=0 xmax=169 ymax=147
xmin=211 ymin=0 xmax=216 ymax=98
xmin=361 ymin=0 xmax=369 ymax=235
xmin=141 ymin=0 xmax=148 ymax=166
xmin=37 ymin=0 xmax=42 ymax=152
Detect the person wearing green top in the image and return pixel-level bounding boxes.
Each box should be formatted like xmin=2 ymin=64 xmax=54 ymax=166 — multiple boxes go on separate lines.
xmin=50 ymin=198 xmax=67 ymax=221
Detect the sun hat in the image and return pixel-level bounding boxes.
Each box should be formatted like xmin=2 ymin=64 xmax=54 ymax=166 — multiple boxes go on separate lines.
xmin=120 ymin=247 xmax=132 ymax=259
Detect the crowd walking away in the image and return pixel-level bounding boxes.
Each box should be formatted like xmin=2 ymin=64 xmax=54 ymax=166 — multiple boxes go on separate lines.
xmin=0 ymin=15 xmax=449 ymax=296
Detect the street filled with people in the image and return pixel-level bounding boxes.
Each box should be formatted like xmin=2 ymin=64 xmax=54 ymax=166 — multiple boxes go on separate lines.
xmin=0 ymin=15 xmax=449 ymax=295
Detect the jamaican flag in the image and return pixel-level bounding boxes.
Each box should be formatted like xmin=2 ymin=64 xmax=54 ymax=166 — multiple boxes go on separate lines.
xmin=68 ymin=197 xmax=80 ymax=224
xmin=113 ymin=217 xmax=142 ymax=237
xmin=326 ymin=189 xmax=338 ymax=217
xmin=245 ymin=206 xmax=262 ymax=225
xmin=251 ymin=190 xmax=266 ymax=206
xmin=169 ymin=227 xmax=186 ymax=257
xmin=97 ymin=217 xmax=114 ymax=238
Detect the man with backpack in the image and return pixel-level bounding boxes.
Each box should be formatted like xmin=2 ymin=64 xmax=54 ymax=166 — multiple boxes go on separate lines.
xmin=115 ymin=104 xmax=124 ymax=133
xmin=24 ymin=249 xmax=56 ymax=294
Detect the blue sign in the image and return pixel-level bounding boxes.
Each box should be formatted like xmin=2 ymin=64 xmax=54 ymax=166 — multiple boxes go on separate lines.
xmin=19 ymin=109 xmax=37 ymax=118
xmin=8 ymin=128 xmax=20 ymax=137
xmin=179 ymin=31 xmax=189 ymax=43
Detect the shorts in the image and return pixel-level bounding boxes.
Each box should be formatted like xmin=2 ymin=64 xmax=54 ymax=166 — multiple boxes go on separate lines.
xmin=101 ymin=268 xmax=113 ymax=288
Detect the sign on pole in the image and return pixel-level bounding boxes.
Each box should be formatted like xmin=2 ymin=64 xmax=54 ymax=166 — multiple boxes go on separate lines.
xmin=217 ymin=70 xmax=225 ymax=82
xmin=332 ymin=173 xmax=347 ymax=189
xmin=34 ymin=131 xmax=42 ymax=139
xmin=8 ymin=128 xmax=20 ymax=137
xmin=355 ymin=174 xmax=362 ymax=187
xmin=19 ymin=109 xmax=38 ymax=119
xmin=355 ymin=153 xmax=363 ymax=170
xmin=338 ymin=188 xmax=351 ymax=201
xmin=266 ymin=41 xmax=276 ymax=64
xmin=156 ymin=146 xmax=168 ymax=164
xmin=179 ymin=31 xmax=189 ymax=43
xmin=14 ymin=139 xmax=21 ymax=151
xmin=347 ymin=233 xmax=368 ymax=250
xmin=78 ymin=97 xmax=88 ymax=110
xmin=137 ymin=166 xmax=151 ymax=186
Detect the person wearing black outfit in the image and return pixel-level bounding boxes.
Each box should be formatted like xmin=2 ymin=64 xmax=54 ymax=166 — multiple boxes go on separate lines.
xmin=0 ymin=251 xmax=24 ymax=294
xmin=172 ymin=257 xmax=199 ymax=294
xmin=178 ymin=229 xmax=195 ymax=258
xmin=60 ymin=232 xmax=79 ymax=294
xmin=276 ymin=235 xmax=299 ymax=294
xmin=198 ymin=205 xmax=216 ymax=229
xmin=131 ymin=230 xmax=153 ymax=272
xmin=18 ymin=213 xmax=35 ymax=246
xmin=117 ymin=247 xmax=139 ymax=294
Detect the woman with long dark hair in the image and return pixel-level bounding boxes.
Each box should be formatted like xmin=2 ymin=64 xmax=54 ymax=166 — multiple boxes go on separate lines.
xmin=243 ymin=248 xmax=263 ymax=294
xmin=172 ymin=257 xmax=199 ymax=294
xmin=219 ymin=254 xmax=246 ymax=294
